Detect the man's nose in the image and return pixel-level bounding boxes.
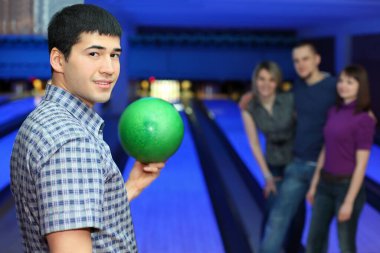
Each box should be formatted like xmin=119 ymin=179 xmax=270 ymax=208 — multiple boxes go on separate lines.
xmin=100 ymin=57 xmax=115 ymax=75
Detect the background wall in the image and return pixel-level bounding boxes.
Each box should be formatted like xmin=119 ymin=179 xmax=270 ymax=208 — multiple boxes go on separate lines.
xmin=127 ymin=40 xmax=295 ymax=81
xmin=352 ymin=34 xmax=380 ymax=137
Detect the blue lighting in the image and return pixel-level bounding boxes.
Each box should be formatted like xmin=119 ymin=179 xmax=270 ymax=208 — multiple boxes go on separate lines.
xmin=0 ymin=131 xmax=18 ymax=191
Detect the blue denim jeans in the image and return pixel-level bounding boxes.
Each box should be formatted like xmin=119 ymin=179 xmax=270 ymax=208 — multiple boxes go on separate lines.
xmin=306 ymin=178 xmax=365 ymax=253
xmin=262 ymin=165 xmax=305 ymax=253
xmin=264 ymin=165 xmax=287 ymax=221
xmin=260 ymin=158 xmax=316 ymax=253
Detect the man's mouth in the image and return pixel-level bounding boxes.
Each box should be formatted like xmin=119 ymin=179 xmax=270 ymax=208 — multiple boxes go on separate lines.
xmin=95 ymin=80 xmax=112 ymax=88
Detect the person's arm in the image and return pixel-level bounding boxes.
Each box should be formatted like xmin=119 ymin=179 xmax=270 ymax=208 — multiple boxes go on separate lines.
xmin=241 ymin=110 xmax=276 ymax=197
xmin=306 ymin=146 xmax=325 ymax=205
xmin=238 ymin=92 xmax=253 ymax=111
xmin=338 ymin=150 xmax=370 ymax=222
xmin=36 ymin=137 xmax=105 ymax=252
xmin=125 ymin=161 xmax=165 ymax=201
xmin=46 ymin=228 xmax=92 ymax=253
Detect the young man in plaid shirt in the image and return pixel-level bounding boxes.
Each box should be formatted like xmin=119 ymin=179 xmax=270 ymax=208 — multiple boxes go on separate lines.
xmin=11 ymin=4 xmax=164 ymax=252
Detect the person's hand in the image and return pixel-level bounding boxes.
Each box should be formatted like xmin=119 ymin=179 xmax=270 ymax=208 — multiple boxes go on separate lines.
xmin=125 ymin=161 xmax=165 ymax=201
xmin=338 ymin=201 xmax=353 ymax=222
xmin=239 ymin=92 xmax=253 ymax=110
xmin=306 ymin=187 xmax=316 ymax=205
xmin=264 ymin=177 xmax=277 ymax=198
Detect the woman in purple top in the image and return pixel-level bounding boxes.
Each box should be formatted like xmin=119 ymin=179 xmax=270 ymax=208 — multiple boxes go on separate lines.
xmin=306 ymin=65 xmax=376 ymax=253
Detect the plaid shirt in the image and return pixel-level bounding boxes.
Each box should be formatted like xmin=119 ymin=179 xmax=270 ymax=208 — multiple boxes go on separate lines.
xmin=11 ymin=85 xmax=137 ymax=252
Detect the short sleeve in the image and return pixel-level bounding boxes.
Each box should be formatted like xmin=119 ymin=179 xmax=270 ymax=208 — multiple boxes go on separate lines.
xmin=354 ymin=113 xmax=376 ymax=150
xmin=36 ymin=137 xmax=104 ymax=236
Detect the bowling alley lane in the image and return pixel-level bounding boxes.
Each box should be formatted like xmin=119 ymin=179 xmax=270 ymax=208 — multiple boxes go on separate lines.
xmin=366 ymin=145 xmax=380 ymax=184
xmin=0 ymin=97 xmax=36 ymax=136
xmin=0 ymin=95 xmax=43 ymax=252
xmin=0 ymin=96 xmax=116 ymax=252
xmin=0 ymin=130 xmax=24 ymax=252
xmin=0 ymin=131 xmax=18 ymax=192
xmin=0 ymin=106 xmax=227 ymax=252
xmin=0 ymin=96 xmax=39 ymax=194
xmin=122 ymin=112 xmax=225 ymax=253
xmin=0 ymin=94 xmax=45 ymax=192
xmin=203 ymin=98 xmax=380 ymax=253
xmin=1 ymin=91 xmax=379 ymax=253
xmin=0 ymin=95 xmax=11 ymax=105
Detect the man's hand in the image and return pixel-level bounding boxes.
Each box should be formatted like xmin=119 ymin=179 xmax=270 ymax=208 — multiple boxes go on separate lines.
xmin=238 ymin=91 xmax=253 ymax=110
xmin=125 ymin=161 xmax=165 ymax=201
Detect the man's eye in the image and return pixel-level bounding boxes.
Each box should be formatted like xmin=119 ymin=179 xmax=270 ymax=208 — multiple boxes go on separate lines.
xmin=89 ymin=52 xmax=99 ymax=56
xmin=111 ymin=53 xmax=120 ymax=58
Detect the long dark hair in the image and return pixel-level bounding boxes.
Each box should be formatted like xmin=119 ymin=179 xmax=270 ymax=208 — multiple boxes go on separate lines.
xmin=337 ymin=65 xmax=371 ymax=113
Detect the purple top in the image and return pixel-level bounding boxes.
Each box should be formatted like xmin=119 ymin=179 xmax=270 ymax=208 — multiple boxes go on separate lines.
xmin=323 ymin=101 xmax=376 ymax=175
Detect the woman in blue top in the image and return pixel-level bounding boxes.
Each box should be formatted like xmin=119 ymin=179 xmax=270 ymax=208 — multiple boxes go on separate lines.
xmin=306 ymin=65 xmax=376 ymax=253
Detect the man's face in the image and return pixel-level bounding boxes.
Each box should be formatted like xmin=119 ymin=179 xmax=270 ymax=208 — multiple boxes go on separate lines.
xmin=292 ymin=45 xmax=320 ymax=80
xmin=60 ymin=32 xmax=121 ymax=107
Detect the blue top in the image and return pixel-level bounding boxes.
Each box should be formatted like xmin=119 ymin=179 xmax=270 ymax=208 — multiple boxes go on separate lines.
xmin=11 ymin=85 xmax=137 ymax=252
xmin=293 ymin=75 xmax=337 ymax=162
xmin=324 ymin=101 xmax=375 ymax=175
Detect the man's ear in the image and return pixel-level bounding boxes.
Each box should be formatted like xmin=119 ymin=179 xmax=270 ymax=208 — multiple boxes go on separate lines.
xmin=50 ymin=47 xmax=65 ymax=73
xmin=315 ymin=54 xmax=321 ymax=66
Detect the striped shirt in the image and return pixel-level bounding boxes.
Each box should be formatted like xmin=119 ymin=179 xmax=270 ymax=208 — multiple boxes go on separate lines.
xmin=11 ymin=84 xmax=137 ymax=252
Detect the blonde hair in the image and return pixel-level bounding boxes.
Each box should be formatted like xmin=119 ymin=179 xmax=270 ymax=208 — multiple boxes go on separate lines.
xmin=251 ymin=61 xmax=282 ymax=93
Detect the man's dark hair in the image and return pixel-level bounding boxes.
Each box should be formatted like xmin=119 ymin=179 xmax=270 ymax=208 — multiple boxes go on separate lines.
xmin=293 ymin=40 xmax=319 ymax=55
xmin=48 ymin=4 xmax=122 ymax=60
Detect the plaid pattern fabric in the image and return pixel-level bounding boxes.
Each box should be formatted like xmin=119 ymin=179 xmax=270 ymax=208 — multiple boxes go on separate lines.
xmin=11 ymin=85 xmax=137 ymax=252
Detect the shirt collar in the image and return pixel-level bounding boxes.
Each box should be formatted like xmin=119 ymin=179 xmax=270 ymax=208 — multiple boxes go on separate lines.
xmin=43 ymin=84 xmax=105 ymax=136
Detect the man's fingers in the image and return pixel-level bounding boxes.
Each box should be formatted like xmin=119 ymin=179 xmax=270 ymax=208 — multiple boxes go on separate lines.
xmin=143 ymin=166 xmax=159 ymax=173
xmin=142 ymin=163 xmax=165 ymax=173
xmin=150 ymin=162 xmax=165 ymax=169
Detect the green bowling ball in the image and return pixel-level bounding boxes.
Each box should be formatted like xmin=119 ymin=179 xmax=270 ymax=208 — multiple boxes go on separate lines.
xmin=118 ymin=97 xmax=185 ymax=163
